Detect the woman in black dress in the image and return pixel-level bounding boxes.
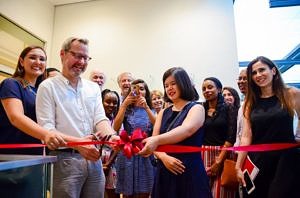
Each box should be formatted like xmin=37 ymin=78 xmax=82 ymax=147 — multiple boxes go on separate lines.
xmin=236 ymin=56 xmax=300 ymax=198
xmin=201 ymin=77 xmax=237 ymax=198
xmin=140 ymin=67 xmax=212 ymax=198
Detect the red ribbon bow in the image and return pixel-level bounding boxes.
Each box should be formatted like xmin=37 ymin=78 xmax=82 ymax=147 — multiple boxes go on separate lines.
xmin=117 ymin=128 xmax=147 ymax=158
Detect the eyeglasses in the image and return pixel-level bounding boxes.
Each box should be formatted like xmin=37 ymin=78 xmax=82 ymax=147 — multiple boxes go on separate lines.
xmin=67 ymin=50 xmax=92 ymax=62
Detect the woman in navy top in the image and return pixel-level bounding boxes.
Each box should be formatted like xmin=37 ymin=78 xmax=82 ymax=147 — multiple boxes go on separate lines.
xmin=0 ymin=46 xmax=65 ymax=154
xmin=140 ymin=67 xmax=212 ymax=198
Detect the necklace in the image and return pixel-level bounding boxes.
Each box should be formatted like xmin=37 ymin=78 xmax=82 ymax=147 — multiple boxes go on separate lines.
xmin=20 ymin=78 xmax=37 ymax=96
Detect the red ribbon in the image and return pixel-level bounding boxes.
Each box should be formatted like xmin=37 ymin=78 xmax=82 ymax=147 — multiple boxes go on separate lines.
xmin=117 ymin=128 xmax=147 ymax=158
xmin=0 ymin=141 xmax=113 ymax=149
xmin=0 ymin=144 xmax=45 ymax=149
xmin=223 ymin=142 xmax=300 ymax=152
xmin=156 ymin=143 xmax=300 ymax=153
xmin=1 ymin=133 xmax=299 ymax=157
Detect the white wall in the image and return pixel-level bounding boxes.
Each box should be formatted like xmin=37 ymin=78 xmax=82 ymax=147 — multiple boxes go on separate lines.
xmin=0 ymin=0 xmax=239 ymax=97
xmin=51 ymin=0 xmax=239 ymax=96
xmin=0 ymin=0 xmax=55 ymax=57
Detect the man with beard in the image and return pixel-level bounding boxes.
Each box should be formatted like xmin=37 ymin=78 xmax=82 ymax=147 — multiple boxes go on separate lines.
xmin=36 ymin=37 xmax=119 ymax=198
xmin=90 ymin=68 xmax=106 ymax=90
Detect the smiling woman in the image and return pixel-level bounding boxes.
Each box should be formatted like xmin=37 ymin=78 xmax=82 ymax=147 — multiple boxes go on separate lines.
xmin=0 ymin=46 xmax=68 ymax=198
xmin=236 ymin=56 xmax=300 ymax=198
xmin=139 ymin=67 xmax=211 ymax=198
xmin=201 ymin=77 xmax=237 ymax=197
xmin=0 ymin=46 xmax=66 ymax=155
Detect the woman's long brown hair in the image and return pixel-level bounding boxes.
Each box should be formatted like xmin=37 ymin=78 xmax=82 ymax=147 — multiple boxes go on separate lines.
xmin=243 ymin=56 xmax=294 ymax=119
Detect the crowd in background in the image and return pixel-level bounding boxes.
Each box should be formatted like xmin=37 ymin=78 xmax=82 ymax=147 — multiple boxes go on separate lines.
xmin=0 ymin=37 xmax=299 ymax=198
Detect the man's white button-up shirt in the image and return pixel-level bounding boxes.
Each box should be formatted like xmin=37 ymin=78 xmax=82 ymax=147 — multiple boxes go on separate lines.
xmin=36 ymin=74 xmax=107 ymax=137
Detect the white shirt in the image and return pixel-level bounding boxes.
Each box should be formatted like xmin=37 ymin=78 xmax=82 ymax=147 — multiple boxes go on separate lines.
xmin=234 ymin=104 xmax=244 ymax=147
xmin=36 ymin=74 xmax=107 ymax=137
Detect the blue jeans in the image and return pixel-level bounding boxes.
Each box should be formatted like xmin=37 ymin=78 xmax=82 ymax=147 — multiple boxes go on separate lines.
xmin=51 ymin=151 xmax=105 ymax=198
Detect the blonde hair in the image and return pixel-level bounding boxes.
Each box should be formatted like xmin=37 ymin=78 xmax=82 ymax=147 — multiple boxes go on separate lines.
xmin=150 ymin=90 xmax=163 ymax=98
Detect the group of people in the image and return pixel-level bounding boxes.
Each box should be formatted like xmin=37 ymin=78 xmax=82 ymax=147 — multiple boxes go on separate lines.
xmin=0 ymin=36 xmax=299 ymax=198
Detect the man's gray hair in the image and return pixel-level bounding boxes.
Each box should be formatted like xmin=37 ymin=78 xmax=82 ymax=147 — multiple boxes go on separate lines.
xmin=61 ymin=37 xmax=89 ymax=51
xmin=117 ymin=72 xmax=133 ymax=83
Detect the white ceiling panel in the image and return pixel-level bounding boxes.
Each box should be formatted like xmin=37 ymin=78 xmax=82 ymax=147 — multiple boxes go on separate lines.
xmin=47 ymin=0 xmax=92 ymax=6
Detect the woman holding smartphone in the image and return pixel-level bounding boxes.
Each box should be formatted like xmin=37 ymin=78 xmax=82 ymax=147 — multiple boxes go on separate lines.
xmin=235 ymin=56 xmax=300 ymax=198
xmin=113 ymin=79 xmax=156 ymax=198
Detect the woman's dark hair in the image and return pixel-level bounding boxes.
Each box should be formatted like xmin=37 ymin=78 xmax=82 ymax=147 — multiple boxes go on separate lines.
xmin=204 ymin=77 xmax=223 ymax=90
xmin=222 ymin=86 xmax=240 ymax=110
xmin=12 ymin=46 xmax=47 ymax=88
xmin=101 ymin=89 xmax=120 ymax=118
xmin=222 ymin=87 xmax=240 ymax=135
xmin=244 ymin=56 xmax=293 ymax=117
xmin=46 ymin=67 xmax=60 ymax=76
xmin=202 ymin=77 xmax=237 ymax=140
xmin=162 ymin=67 xmax=199 ymax=103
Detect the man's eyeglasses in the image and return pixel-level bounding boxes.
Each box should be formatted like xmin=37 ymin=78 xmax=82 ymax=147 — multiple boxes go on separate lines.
xmin=67 ymin=50 xmax=92 ymax=62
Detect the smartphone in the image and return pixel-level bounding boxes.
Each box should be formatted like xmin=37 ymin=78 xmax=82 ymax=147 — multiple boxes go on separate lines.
xmin=131 ymin=90 xmax=137 ymax=96
xmin=131 ymin=85 xmax=139 ymax=96
xmin=243 ymin=170 xmax=255 ymax=194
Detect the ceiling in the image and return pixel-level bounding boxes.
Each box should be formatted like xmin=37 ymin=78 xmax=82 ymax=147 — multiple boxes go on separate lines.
xmin=48 ymin=0 xmax=300 ymax=7
xmin=47 ymin=0 xmax=92 ymax=6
